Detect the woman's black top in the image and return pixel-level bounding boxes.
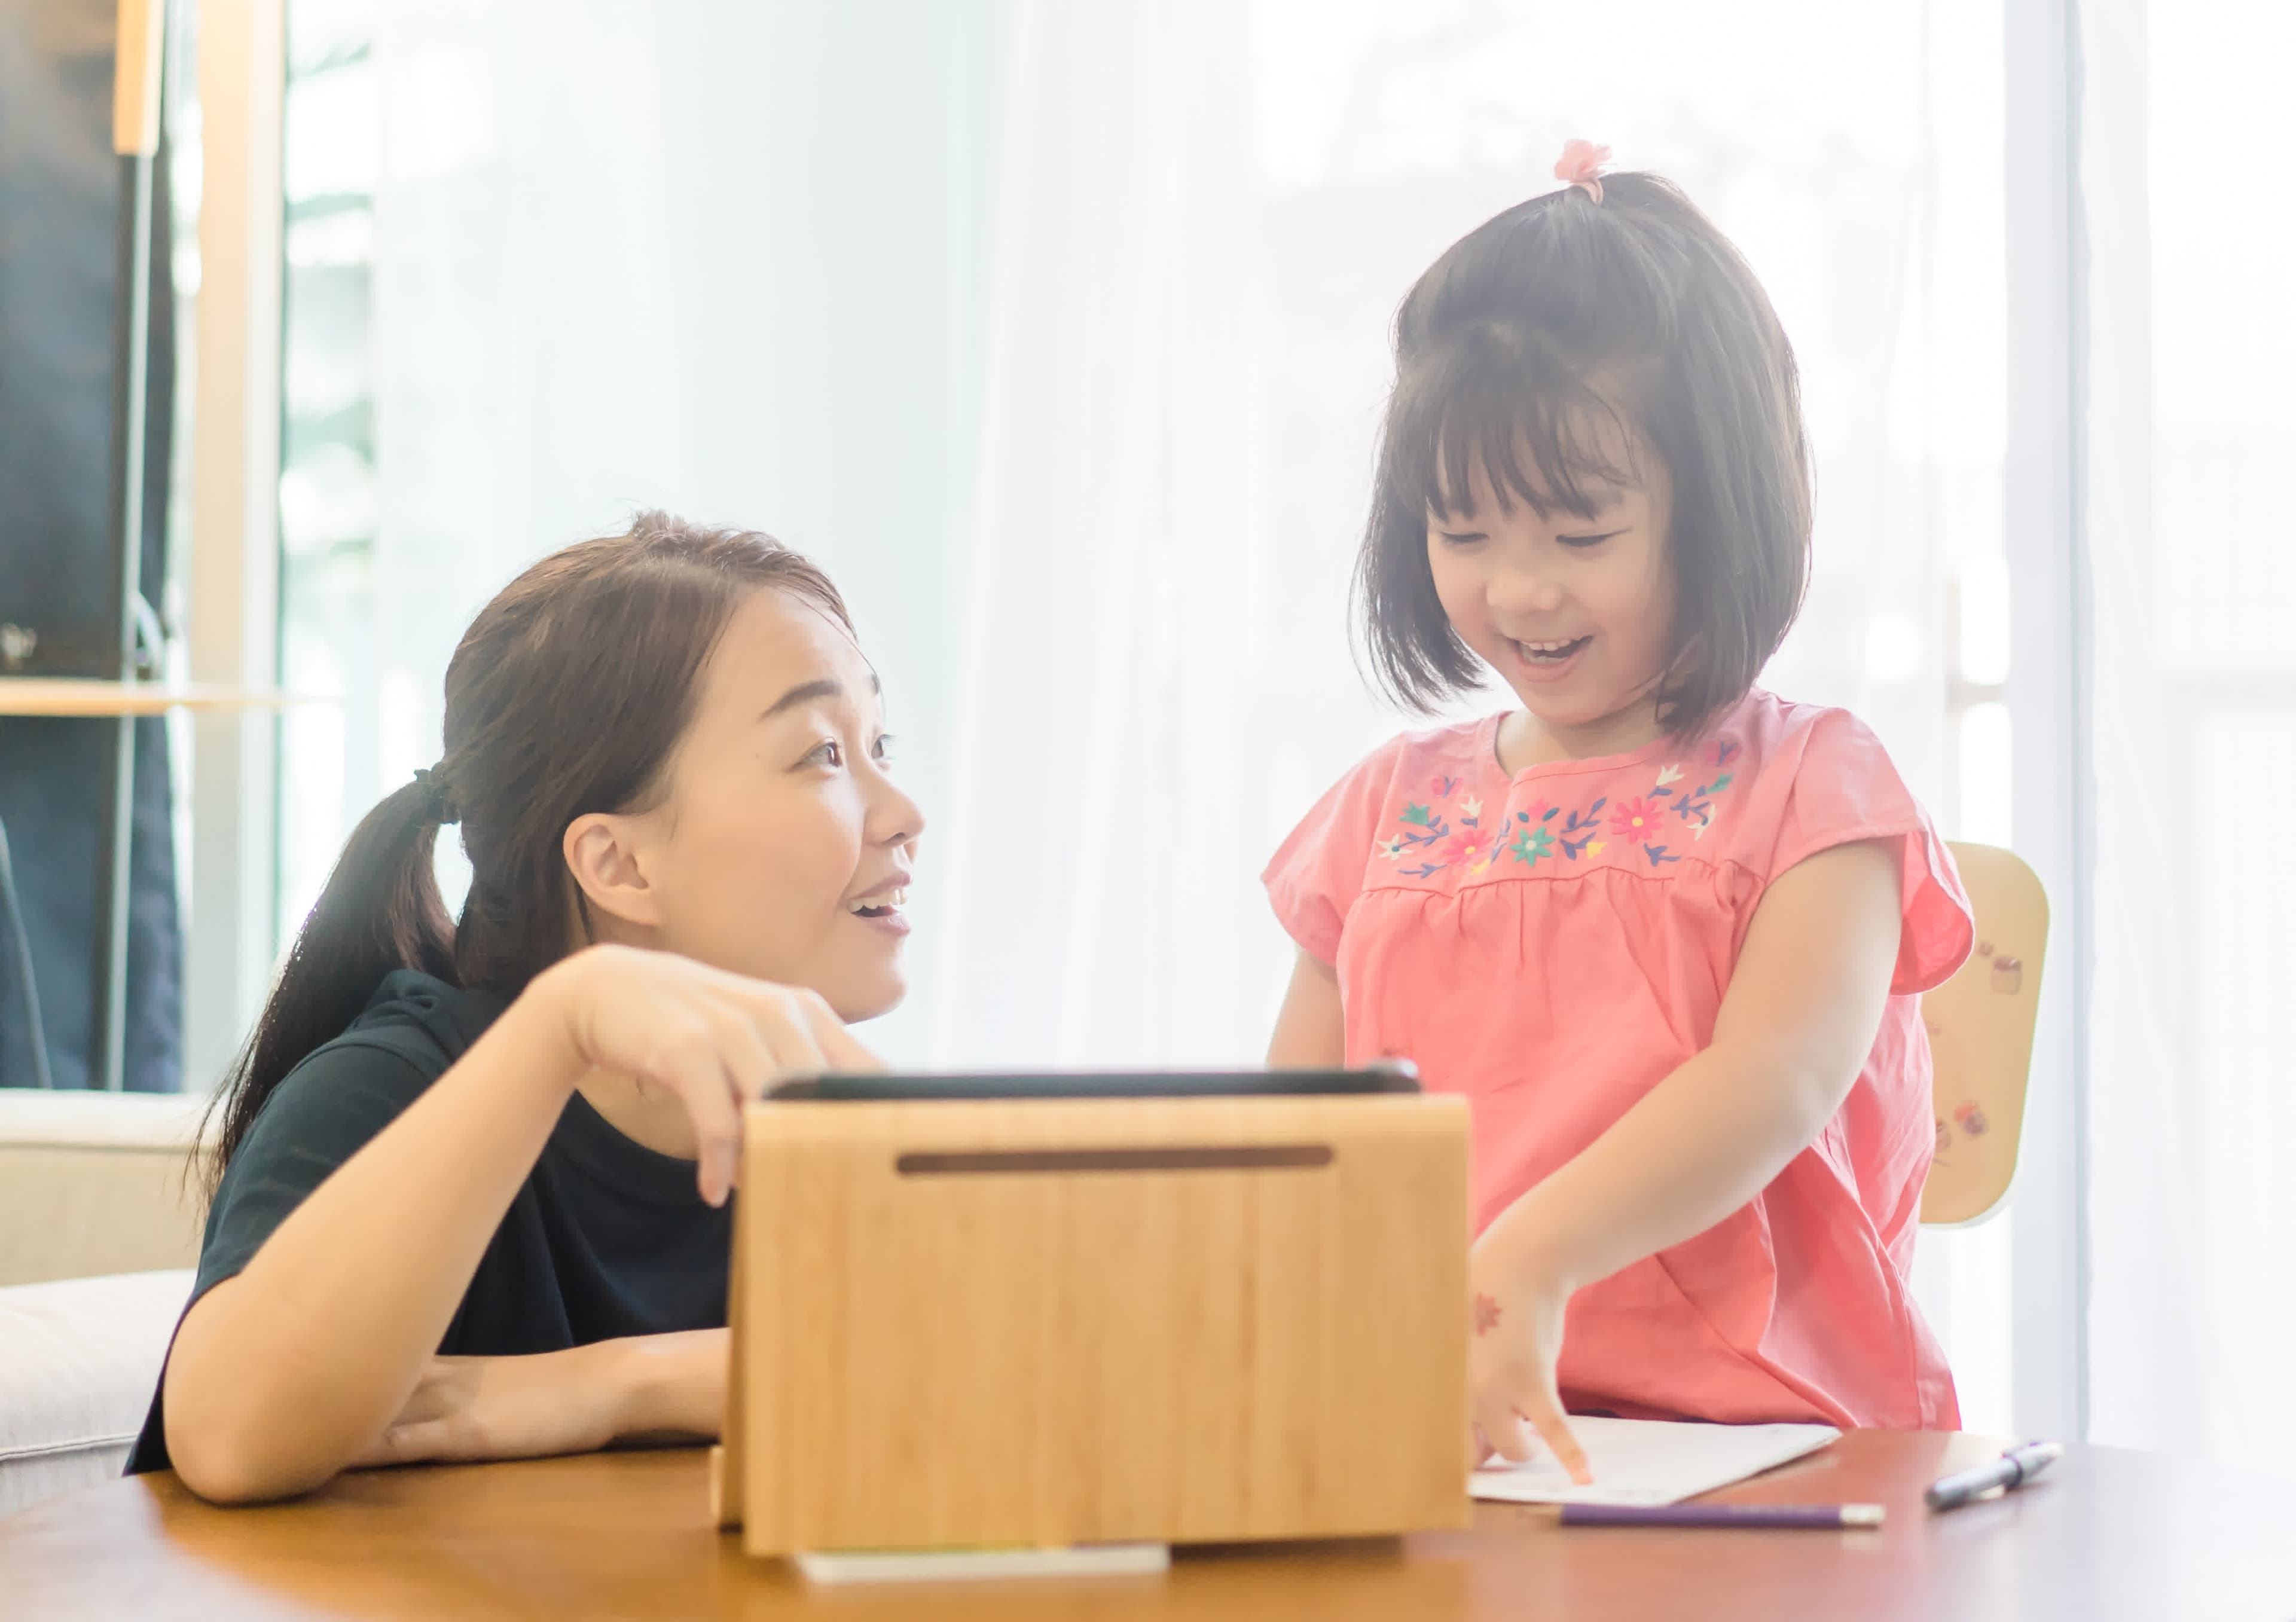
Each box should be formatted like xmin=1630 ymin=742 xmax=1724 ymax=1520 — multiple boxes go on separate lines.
xmin=127 ymin=970 xmax=731 ymax=1474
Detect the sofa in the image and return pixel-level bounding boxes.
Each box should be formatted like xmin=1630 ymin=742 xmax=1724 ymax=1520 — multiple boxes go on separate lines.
xmin=0 ymin=1088 xmax=207 ymax=1515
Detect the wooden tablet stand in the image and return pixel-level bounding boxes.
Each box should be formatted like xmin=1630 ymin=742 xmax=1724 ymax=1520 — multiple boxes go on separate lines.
xmin=712 ymin=1092 xmax=1473 ymax=1556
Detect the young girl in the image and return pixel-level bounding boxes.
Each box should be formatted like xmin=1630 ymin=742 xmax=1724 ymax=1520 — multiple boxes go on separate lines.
xmin=1263 ymin=145 xmax=1973 ymax=1480
xmin=132 ymin=512 xmax=921 ymax=1502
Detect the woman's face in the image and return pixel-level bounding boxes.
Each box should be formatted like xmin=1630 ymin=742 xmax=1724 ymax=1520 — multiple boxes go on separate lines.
xmin=574 ymin=586 xmax=924 ymax=1022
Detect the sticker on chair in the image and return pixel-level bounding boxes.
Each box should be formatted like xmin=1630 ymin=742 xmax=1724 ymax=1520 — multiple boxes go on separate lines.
xmin=1976 ymin=941 xmax=2023 ymax=995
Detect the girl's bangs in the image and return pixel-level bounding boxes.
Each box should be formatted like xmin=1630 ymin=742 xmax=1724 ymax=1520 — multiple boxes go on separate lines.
xmin=1407 ymin=344 xmax=1645 ymax=523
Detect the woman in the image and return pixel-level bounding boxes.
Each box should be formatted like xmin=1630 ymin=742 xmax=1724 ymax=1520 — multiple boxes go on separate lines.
xmin=132 ymin=512 xmax=920 ymax=1504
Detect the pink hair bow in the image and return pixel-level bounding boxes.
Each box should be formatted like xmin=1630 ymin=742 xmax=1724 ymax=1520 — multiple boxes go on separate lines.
xmin=1553 ymin=138 xmax=1611 ymax=204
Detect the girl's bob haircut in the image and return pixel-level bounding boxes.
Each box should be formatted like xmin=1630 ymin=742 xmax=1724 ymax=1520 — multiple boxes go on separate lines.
xmin=1356 ymin=172 xmax=1812 ymax=741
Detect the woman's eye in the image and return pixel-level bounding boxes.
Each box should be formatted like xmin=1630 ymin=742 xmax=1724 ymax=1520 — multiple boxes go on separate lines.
xmin=1556 ymin=530 xmax=1620 ymax=550
xmin=1436 ymin=530 xmax=1487 ymax=550
xmin=804 ymin=740 xmax=844 ymax=769
xmin=872 ymin=734 xmax=896 ymax=766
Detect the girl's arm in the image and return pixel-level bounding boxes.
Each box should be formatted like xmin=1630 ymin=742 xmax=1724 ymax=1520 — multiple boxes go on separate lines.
xmin=1267 ymin=950 xmax=1346 ymax=1067
xmin=164 ymin=944 xmax=875 ymax=1504
xmin=1471 ymin=839 xmax=1904 ymax=1477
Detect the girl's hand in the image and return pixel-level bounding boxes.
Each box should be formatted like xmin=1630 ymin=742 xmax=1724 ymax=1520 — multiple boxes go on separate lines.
xmin=536 ymin=943 xmax=884 ymax=1206
xmin=1467 ymin=1220 xmax=1593 ymax=1484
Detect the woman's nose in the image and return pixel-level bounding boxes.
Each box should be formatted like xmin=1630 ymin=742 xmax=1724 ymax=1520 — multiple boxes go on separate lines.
xmin=869 ymin=767 xmax=926 ymax=849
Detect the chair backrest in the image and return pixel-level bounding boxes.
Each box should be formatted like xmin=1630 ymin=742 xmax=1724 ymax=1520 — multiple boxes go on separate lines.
xmin=1919 ymin=842 xmax=2049 ymax=1227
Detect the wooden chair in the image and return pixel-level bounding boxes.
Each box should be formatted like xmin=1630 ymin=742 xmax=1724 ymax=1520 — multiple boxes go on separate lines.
xmin=1919 ymin=842 xmax=2049 ymax=1227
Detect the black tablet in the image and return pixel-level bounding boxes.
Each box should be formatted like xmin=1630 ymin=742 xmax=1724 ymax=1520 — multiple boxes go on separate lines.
xmin=769 ymin=1063 xmax=1418 ymax=1101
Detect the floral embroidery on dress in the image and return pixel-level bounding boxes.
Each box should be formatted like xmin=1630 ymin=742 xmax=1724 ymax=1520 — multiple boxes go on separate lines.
xmin=1372 ymin=734 xmax=1743 ymax=881
xmin=1376 ymin=772 xmax=1484 ymax=878
xmin=1505 ymin=799 xmax=1559 ymax=866
xmin=1608 ymin=796 xmax=1668 ymax=845
xmin=1559 ymin=801 xmax=1607 ymax=860
xmin=1628 ymin=749 xmax=1736 ymax=863
xmin=1440 ymin=823 xmax=1499 ymax=875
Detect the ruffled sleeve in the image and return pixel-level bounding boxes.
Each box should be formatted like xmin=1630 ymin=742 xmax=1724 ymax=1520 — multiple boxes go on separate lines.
xmin=1262 ymin=741 xmax=1407 ymax=966
xmin=1763 ymin=710 xmax=1974 ymax=995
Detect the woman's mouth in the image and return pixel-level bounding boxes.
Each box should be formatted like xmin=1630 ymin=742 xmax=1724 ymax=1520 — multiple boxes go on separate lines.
xmin=847 ymin=888 xmax=911 ymax=936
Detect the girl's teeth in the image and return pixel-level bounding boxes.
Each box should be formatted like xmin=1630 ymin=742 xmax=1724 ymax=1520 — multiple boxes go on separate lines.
xmin=1518 ymin=637 xmax=1583 ymax=659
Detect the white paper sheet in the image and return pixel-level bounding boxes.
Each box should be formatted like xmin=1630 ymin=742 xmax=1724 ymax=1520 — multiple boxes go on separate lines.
xmin=1470 ymin=1418 xmax=1841 ymax=1507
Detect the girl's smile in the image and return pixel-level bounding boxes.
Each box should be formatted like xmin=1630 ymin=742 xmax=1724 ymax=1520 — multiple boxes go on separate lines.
xmin=1501 ymin=633 xmax=1593 ymax=684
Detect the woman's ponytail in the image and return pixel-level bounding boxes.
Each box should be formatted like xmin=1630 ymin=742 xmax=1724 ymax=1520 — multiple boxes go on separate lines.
xmin=200 ymin=773 xmax=457 ymax=1197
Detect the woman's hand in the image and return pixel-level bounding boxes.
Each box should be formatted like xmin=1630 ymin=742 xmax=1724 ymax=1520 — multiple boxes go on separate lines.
xmin=349 ymin=1348 xmax=622 ymax=1468
xmin=538 ymin=943 xmax=884 ymax=1206
xmin=1467 ymin=1217 xmax=1592 ymax=1484
xmin=349 ymin=1329 xmax=729 ymax=1469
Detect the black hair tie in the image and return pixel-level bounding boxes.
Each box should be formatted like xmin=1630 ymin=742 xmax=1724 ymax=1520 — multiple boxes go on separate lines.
xmin=412 ymin=765 xmax=460 ymax=826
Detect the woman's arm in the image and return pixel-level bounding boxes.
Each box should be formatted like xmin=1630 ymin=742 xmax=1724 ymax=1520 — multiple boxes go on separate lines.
xmin=165 ymin=944 xmax=874 ymax=1504
xmin=1267 ymin=950 xmax=1345 ymax=1067
xmin=347 ymin=1328 xmax=729 ymax=1469
xmin=1470 ymin=839 xmax=1904 ymax=1476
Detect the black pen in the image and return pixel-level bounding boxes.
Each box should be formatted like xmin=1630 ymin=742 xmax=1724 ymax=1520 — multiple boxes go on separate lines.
xmin=1924 ymin=1441 xmax=2063 ymax=1511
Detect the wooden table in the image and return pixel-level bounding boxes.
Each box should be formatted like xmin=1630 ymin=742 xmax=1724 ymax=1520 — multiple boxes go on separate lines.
xmin=4 ymin=1431 xmax=2294 ymax=1620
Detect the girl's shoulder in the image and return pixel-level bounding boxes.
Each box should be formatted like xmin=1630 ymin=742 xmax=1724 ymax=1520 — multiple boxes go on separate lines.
xmin=1717 ymin=688 xmax=1930 ymax=831
xmin=1341 ymin=691 xmax=1931 ymax=890
xmin=1724 ymin=687 xmax=1887 ymax=763
xmin=1277 ymin=716 xmax=1501 ymax=859
xmin=1331 ymin=691 xmax=1894 ymax=804
xmin=1337 ymin=713 xmax=1501 ymax=792
xmin=1263 ymin=716 xmax=1498 ymax=963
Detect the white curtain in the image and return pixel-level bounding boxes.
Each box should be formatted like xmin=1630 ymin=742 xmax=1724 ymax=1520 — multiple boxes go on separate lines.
xmin=282 ymin=0 xmax=2071 ymax=1437
xmin=924 ymin=0 xmax=1290 ymax=1067
xmin=2080 ymin=0 xmax=2296 ymax=1470
xmin=928 ymin=0 xmax=2017 ymax=1421
xmin=274 ymin=0 xmax=1009 ymax=1062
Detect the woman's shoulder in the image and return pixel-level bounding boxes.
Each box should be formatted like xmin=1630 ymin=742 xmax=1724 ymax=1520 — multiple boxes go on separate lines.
xmin=335 ymin=969 xmax=509 ymax=1073
xmin=247 ymin=972 xmax=508 ymax=1145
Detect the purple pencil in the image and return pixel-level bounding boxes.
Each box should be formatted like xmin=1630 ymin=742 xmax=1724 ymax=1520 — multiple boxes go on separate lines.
xmin=1558 ymin=1502 xmax=1886 ymax=1530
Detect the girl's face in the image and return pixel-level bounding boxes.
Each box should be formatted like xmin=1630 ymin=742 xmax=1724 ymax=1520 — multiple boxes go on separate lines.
xmin=1425 ymin=426 xmax=1675 ymax=760
xmin=573 ymin=587 xmax=924 ymax=1022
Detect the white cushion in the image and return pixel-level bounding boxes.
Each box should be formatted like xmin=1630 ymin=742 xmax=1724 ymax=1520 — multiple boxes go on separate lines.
xmin=0 ymin=1268 xmax=193 ymax=1514
xmin=0 ymin=1089 xmax=208 ymax=1287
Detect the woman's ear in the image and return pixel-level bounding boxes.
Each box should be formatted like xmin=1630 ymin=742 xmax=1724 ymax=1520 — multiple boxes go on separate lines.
xmin=563 ymin=812 xmax=664 ymax=933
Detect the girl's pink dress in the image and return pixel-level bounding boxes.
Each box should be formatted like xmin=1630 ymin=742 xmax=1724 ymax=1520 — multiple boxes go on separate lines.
xmin=1265 ymin=689 xmax=1972 ymax=1428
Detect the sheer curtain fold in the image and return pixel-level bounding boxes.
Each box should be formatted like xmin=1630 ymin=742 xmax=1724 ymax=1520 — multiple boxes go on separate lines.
xmin=929 ymin=0 xmax=1278 ymax=1068
xmin=927 ymin=0 xmax=2022 ymax=1424
xmin=286 ymin=0 xmax=2296 ymax=1459
xmin=929 ymin=0 xmax=1986 ymax=1079
xmin=2079 ymin=0 xmax=2295 ymax=1467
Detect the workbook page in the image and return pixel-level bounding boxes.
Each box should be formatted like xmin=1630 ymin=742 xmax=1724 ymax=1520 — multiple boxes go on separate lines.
xmin=1471 ymin=1418 xmax=1840 ymax=1507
